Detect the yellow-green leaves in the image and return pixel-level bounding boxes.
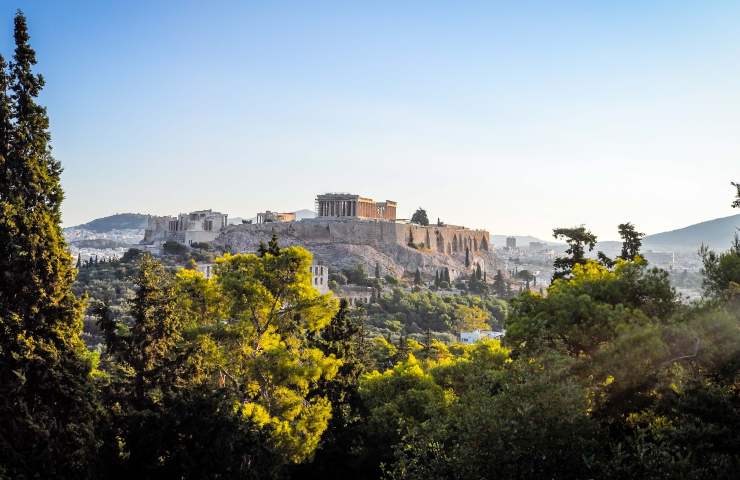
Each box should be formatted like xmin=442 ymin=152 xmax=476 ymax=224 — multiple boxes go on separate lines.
xmin=175 ymin=246 xmax=341 ymax=463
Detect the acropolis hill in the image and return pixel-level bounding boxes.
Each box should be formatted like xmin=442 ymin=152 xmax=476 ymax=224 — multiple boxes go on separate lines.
xmin=215 ymin=193 xmax=494 ymax=280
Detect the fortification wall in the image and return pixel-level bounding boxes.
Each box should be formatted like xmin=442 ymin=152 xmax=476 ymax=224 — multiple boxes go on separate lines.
xmin=215 ymin=218 xmax=494 ymax=278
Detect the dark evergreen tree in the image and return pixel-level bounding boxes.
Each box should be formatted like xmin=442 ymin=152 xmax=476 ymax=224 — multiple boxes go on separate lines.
xmin=493 ymin=270 xmax=507 ymax=297
xmin=0 ymin=11 xmax=97 ymax=479
xmin=617 ymin=222 xmax=644 ymax=261
xmin=732 ymin=181 xmax=740 ymax=209
xmin=465 ymin=247 xmax=470 ymax=267
xmin=410 ymin=207 xmax=429 ymax=226
xmin=295 ymin=300 xmax=368 ymax=479
xmin=76 ymin=252 xmax=82 ymax=269
xmin=267 ymin=231 xmax=280 ymax=256
xmin=414 ymin=268 xmax=422 ymax=285
xmin=375 ymin=262 xmax=381 ymax=279
xmin=552 ymin=226 xmax=597 ymax=280
xmin=475 ymin=263 xmax=482 ymax=280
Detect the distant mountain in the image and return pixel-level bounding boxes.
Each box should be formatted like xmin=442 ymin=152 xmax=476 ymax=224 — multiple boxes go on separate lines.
xmin=642 ymin=214 xmax=740 ymax=252
xmin=69 ymin=213 xmax=149 ymax=232
xmin=294 ymin=209 xmax=317 ymax=220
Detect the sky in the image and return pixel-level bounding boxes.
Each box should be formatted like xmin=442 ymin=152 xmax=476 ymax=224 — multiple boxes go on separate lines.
xmin=2 ymin=1 xmax=739 ymax=240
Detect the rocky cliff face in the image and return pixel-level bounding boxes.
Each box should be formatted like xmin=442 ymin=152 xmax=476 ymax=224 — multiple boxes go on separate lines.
xmin=214 ymin=218 xmax=496 ymax=280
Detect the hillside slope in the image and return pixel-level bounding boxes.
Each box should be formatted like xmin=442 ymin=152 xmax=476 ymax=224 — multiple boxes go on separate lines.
xmin=68 ymin=213 xmax=150 ymax=232
xmin=643 ymin=214 xmax=740 ymax=251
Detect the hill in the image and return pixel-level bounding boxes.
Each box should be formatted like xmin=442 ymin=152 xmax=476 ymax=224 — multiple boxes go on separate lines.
xmin=642 ymin=213 xmax=740 ymax=252
xmin=69 ymin=213 xmax=150 ymax=232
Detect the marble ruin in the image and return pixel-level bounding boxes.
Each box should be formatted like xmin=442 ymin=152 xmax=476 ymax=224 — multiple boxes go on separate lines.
xmin=142 ymin=209 xmax=228 ymax=246
xmin=256 ymin=211 xmax=296 ymax=223
xmin=217 ymin=193 xmax=492 ymax=280
xmin=316 ymin=193 xmax=397 ymax=221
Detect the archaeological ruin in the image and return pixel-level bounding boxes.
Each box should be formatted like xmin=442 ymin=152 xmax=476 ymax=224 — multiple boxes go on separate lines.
xmin=316 ymin=193 xmax=397 ymax=221
xmin=216 ymin=193 xmax=493 ymax=280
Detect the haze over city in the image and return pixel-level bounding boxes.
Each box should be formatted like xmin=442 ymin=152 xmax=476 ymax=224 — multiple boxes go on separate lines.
xmin=3 ymin=0 xmax=739 ymax=239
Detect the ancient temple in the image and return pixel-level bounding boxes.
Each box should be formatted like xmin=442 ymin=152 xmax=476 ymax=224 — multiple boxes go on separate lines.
xmin=315 ymin=193 xmax=397 ymax=221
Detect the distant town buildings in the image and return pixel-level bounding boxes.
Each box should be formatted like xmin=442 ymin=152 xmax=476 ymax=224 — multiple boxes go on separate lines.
xmin=506 ymin=237 xmax=517 ymax=249
xmin=316 ymin=193 xmax=397 ymax=221
xmin=311 ymin=262 xmax=329 ymax=294
xmin=643 ymin=250 xmax=675 ymax=268
xmin=460 ymin=329 xmax=505 ymax=344
xmin=256 ymin=211 xmax=296 ymax=224
xmin=142 ymin=209 xmax=228 ymax=246
xmin=528 ymin=241 xmax=546 ymax=250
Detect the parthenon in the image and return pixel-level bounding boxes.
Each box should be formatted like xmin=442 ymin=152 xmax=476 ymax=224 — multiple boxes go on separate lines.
xmin=316 ymin=193 xmax=397 ymax=221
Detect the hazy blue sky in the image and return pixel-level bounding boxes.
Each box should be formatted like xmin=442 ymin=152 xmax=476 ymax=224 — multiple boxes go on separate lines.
xmin=3 ymin=1 xmax=739 ymax=239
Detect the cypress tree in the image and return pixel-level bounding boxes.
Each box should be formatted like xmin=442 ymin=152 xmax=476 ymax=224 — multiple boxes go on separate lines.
xmin=414 ymin=268 xmax=422 ymax=285
xmin=0 ymin=11 xmax=97 ymax=478
xmin=76 ymin=252 xmax=82 ymax=269
xmin=465 ymin=246 xmax=470 ymax=267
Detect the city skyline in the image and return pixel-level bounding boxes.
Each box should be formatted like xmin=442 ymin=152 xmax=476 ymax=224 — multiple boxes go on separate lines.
xmin=3 ymin=1 xmax=739 ymax=240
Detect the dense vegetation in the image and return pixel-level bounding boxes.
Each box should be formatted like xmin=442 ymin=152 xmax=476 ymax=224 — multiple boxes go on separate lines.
xmin=1 ymin=11 xmax=739 ymax=480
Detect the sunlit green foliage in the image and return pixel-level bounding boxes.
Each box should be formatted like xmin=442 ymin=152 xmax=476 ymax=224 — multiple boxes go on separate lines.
xmin=507 ymin=258 xmax=676 ymax=354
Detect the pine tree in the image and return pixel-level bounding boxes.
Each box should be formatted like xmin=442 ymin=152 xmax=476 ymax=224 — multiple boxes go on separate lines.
xmin=617 ymin=222 xmax=644 ymax=261
xmin=492 ymin=270 xmax=507 ymax=297
xmin=552 ymin=226 xmax=597 ymax=280
xmin=0 ymin=11 xmax=97 ymax=478
xmin=127 ymin=254 xmax=183 ymax=406
xmin=267 ymin=231 xmax=280 ymax=256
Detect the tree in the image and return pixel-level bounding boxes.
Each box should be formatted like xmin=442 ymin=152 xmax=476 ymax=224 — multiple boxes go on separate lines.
xmin=508 ymin=259 xmax=676 ymax=355
xmin=411 ymin=208 xmax=429 ymax=226
xmin=492 ymin=270 xmax=507 ymax=297
xmin=0 ymin=12 xmax=97 ymax=479
xmin=414 ymin=268 xmax=422 ymax=285
xmin=126 ymin=254 xmax=184 ymax=406
xmin=465 ymin=247 xmax=470 ymax=267
xmin=617 ymin=222 xmax=644 ymax=261
xmin=190 ymin=247 xmax=340 ymax=464
xmin=699 ymin=235 xmax=740 ymax=299
xmin=293 ymin=300 xmax=368 ymax=478
xmin=552 ymin=226 xmax=597 ymax=280
xmin=257 ymin=231 xmax=281 ymax=257
xmin=162 ymin=239 xmax=187 ymax=256
xmin=732 ymin=181 xmax=740 ymax=209
xmin=516 ymin=269 xmax=533 ymax=290
xmin=375 ymin=262 xmax=381 ymax=279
